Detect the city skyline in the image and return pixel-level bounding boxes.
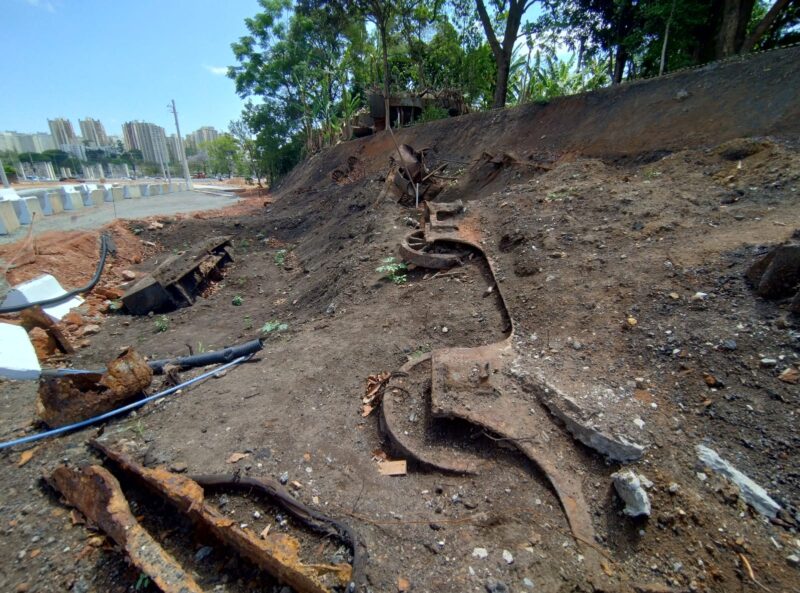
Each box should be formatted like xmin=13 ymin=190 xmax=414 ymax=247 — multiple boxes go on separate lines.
xmin=1 ymin=1 xmax=258 ymax=137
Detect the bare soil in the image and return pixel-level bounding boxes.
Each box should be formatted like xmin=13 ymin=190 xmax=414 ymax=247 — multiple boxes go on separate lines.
xmin=1 ymin=48 xmax=799 ymax=593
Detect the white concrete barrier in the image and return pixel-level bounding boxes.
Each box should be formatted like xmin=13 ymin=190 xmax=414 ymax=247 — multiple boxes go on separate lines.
xmin=0 ymin=200 xmax=21 ymax=235
xmin=1 ymin=274 xmax=84 ymax=321
xmin=36 ymin=191 xmax=64 ymax=216
xmin=89 ymin=189 xmax=105 ymax=205
xmin=106 ymin=187 xmax=124 ymax=202
xmin=0 ymin=323 xmax=40 ymax=380
xmin=124 ymin=185 xmax=141 ymax=199
xmin=8 ymin=196 xmax=44 ymax=225
xmin=61 ymin=191 xmax=84 ymax=210
xmin=160 ymin=183 xmax=169 ymax=194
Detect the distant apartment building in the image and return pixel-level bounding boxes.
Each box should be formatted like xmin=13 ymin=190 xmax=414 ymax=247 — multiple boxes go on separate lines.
xmin=122 ymin=121 xmax=171 ymax=164
xmin=185 ymin=126 xmax=219 ymax=152
xmin=166 ymin=134 xmax=184 ymax=163
xmin=48 ymin=118 xmax=78 ymax=147
xmin=0 ymin=131 xmax=56 ymax=154
xmin=79 ymin=117 xmax=110 ymax=147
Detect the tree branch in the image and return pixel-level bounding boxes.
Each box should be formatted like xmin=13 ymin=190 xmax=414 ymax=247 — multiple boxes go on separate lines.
xmin=740 ymin=0 xmax=792 ymax=53
xmin=476 ymin=0 xmax=503 ymax=60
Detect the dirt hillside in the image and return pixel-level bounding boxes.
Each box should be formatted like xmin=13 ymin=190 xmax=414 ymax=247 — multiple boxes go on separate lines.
xmin=0 ymin=47 xmax=799 ymax=593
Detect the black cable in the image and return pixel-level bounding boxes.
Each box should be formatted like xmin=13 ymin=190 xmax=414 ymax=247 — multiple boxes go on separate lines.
xmin=146 ymin=338 xmax=264 ymax=374
xmin=0 ymin=234 xmax=111 ymax=314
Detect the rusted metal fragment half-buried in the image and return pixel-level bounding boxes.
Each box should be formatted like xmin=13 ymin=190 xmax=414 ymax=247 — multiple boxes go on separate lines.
xmin=36 ymin=347 xmax=153 ymax=428
xmin=96 ymin=443 xmax=351 ymax=593
xmin=47 ymin=465 xmax=204 ymax=593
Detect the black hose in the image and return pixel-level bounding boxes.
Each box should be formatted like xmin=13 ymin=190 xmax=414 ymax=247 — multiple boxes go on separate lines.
xmin=147 ymin=338 xmax=263 ymax=374
xmin=0 ymin=234 xmax=112 ymax=314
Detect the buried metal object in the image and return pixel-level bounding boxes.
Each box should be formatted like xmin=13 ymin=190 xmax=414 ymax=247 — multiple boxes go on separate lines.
xmin=36 ymin=348 xmax=153 ymax=428
xmin=122 ymin=235 xmax=234 ymax=315
xmin=91 ymin=441 xmax=356 ymax=593
xmin=47 ymin=464 xmax=204 ymax=593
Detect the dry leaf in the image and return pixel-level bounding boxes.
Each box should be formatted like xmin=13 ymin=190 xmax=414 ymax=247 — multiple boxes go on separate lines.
xmin=361 ymin=404 xmax=374 ymax=417
xmin=378 ymin=460 xmax=407 ymax=476
xmin=303 ymin=452 xmax=311 ymax=462
xmin=778 ymin=367 xmax=799 ymax=384
xmin=18 ymin=446 xmax=39 ymax=467
xmin=226 ymin=452 xmax=249 ymax=464
xmin=260 ymin=524 xmax=271 ymax=539
xmin=397 ymin=576 xmax=411 ymax=591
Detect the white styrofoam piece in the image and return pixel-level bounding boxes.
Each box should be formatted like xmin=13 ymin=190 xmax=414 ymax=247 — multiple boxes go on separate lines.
xmin=0 ymin=323 xmax=41 ymax=380
xmin=1 ymin=274 xmax=84 ymax=321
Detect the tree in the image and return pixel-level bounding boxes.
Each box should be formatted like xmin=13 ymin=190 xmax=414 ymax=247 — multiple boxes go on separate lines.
xmin=470 ymin=0 xmax=537 ymax=107
xmin=203 ymin=135 xmax=243 ymax=178
xmin=230 ymin=108 xmax=271 ymax=186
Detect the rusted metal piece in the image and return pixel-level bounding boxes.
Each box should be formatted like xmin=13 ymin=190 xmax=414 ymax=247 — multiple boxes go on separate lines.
xmin=428 ymin=342 xmax=617 ymax=588
xmin=190 ymin=474 xmax=367 ymax=591
xmin=20 ymin=306 xmax=74 ymax=354
xmin=399 ymin=230 xmax=462 ymax=270
xmin=379 ymin=353 xmax=482 ymax=474
xmin=47 ymin=464 xmax=204 ymax=593
xmin=122 ymin=235 xmax=233 ymax=315
xmin=36 ymin=348 xmax=152 ymax=428
xmin=92 ymin=442 xmax=351 ymax=593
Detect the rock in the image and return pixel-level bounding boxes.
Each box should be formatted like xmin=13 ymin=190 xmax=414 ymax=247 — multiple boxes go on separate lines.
xmin=485 ymin=578 xmax=510 ymax=593
xmin=472 ymin=547 xmax=488 ymax=559
xmin=121 ymin=270 xmax=137 ymax=281
xmin=760 ymin=358 xmax=778 ymax=368
xmin=691 ymin=292 xmax=708 ymax=302
xmin=61 ymin=311 xmax=84 ymax=326
xmin=668 ymin=482 xmax=680 ymax=494
xmin=81 ymin=324 xmax=100 ymax=336
xmin=612 ymin=470 xmax=652 ymax=517
xmin=502 ymin=549 xmax=514 ymax=564
xmin=746 ymin=242 xmax=800 ymax=299
xmin=325 ymin=302 xmax=336 ymax=316
xmin=279 ymin=471 xmax=289 ymax=485
xmin=778 ymin=367 xmax=799 ymax=384
xmin=169 ymin=462 xmax=188 ymax=473
xmin=696 ymin=444 xmax=781 ymax=518
xmin=787 ymin=554 xmax=800 ymax=568
xmin=28 ymin=327 xmax=57 ymax=358
xmin=522 ymin=577 xmax=535 ymax=588
xmin=194 ymin=546 xmax=213 ymax=562
xmin=720 ymin=339 xmax=737 ymax=351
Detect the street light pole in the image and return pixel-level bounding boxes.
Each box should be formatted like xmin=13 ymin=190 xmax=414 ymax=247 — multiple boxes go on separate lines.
xmin=0 ymin=157 xmax=10 ymax=188
xmin=168 ymin=99 xmax=192 ymax=190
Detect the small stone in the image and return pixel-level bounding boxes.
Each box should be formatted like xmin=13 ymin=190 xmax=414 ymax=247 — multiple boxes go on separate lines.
xmin=522 ymin=577 xmax=535 ymax=588
xmin=778 ymin=367 xmax=799 ymax=384
xmin=668 ymin=483 xmax=680 ymax=494
xmin=633 ymin=417 xmax=645 ymax=429
xmin=325 ymin=302 xmax=336 ymax=316
xmin=485 ymin=578 xmax=510 ymax=593
xmin=696 ymin=472 xmax=707 ymax=482
xmin=760 ymin=358 xmax=778 ymax=368
xmin=612 ymin=469 xmax=651 ymax=517
xmin=169 ymin=462 xmax=188 ymax=473
xmin=787 ymin=554 xmax=799 ymax=567
xmin=253 ymin=510 xmax=262 ymax=519
xmin=194 ymin=546 xmax=213 ymax=562
xmin=442 ymin=326 xmax=449 ymax=333
xmin=502 ymin=549 xmax=514 ymax=564
xmin=81 ymin=324 xmax=100 ymax=336
xmin=720 ymin=340 xmax=737 ymax=351
xmin=626 ymin=316 xmax=638 ymax=327
xmin=15 ymin=584 xmax=30 ymax=593
xmin=472 ymin=547 xmax=488 ymax=559
xmin=571 ymin=340 xmax=583 ymax=351
xmin=279 ymin=471 xmax=289 ymax=485
xmin=691 ymin=292 xmax=708 ymax=302
xmin=669 ymin=292 xmax=680 ymax=300
xmin=121 ymin=270 xmax=136 ymax=281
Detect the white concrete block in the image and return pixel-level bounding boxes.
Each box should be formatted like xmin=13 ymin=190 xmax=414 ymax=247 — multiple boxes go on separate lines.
xmin=105 ymin=187 xmax=124 ymax=202
xmin=124 ymin=185 xmax=141 ymax=199
xmin=1 ymin=274 xmax=84 ymax=322
xmin=159 ymin=183 xmax=169 ymax=194
xmin=89 ymin=189 xmax=105 ymax=206
xmin=0 ymin=188 xmax=21 ymax=200
xmin=0 ymin=200 xmax=21 ymax=235
xmin=0 ymin=323 xmax=41 ymax=380
xmin=61 ymin=191 xmax=84 ymax=210
xmin=9 ymin=196 xmax=44 ymax=224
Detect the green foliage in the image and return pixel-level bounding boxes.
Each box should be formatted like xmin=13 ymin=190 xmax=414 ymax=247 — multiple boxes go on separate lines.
xmin=376 ymin=256 xmax=408 ymax=284
xmin=243 ymin=315 xmax=253 ymax=330
xmin=418 ymin=105 xmax=450 ymax=123
xmin=274 ymin=249 xmax=287 ymax=267
xmin=261 ymin=320 xmax=289 ymax=334
xmin=202 ymin=134 xmax=244 ymax=177
xmin=135 ymin=573 xmax=150 ymax=591
xmin=232 ymin=295 xmax=244 ymax=306
xmin=154 ymin=315 xmax=169 ymax=333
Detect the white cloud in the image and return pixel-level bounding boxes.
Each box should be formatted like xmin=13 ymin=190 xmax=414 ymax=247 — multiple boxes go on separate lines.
xmin=25 ymin=0 xmax=56 ymax=12
xmin=204 ymin=65 xmax=228 ymax=76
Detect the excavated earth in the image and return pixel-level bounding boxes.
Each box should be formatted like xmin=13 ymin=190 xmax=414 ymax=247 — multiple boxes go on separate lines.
xmin=1 ymin=48 xmax=800 ymax=593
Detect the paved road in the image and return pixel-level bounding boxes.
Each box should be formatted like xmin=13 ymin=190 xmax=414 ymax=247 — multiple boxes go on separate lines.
xmin=0 ymin=190 xmax=240 ymax=244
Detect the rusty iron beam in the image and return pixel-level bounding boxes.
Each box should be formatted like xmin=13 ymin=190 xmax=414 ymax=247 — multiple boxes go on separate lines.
xmin=47 ymin=465 xmax=205 ymax=593
xmin=92 ymin=441 xmax=352 ymax=593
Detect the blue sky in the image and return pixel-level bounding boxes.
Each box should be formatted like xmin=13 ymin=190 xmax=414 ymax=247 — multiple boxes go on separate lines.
xmin=1 ymin=0 xmax=261 ymax=138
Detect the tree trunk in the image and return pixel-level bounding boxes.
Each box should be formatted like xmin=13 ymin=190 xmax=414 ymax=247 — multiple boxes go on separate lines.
xmin=740 ymin=0 xmax=791 ymax=53
xmin=612 ymin=44 xmax=628 ymax=84
xmin=716 ymin=0 xmax=756 ymax=57
xmin=380 ymin=22 xmax=391 ymax=129
xmin=476 ymin=0 xmax=527 ymax=109
xmin=659 ymin=0 xmax=677 ymax=75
